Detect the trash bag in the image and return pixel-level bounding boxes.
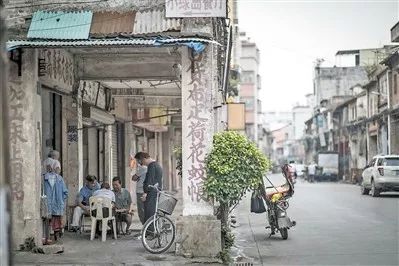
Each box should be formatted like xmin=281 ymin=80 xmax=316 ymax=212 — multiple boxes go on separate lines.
xmin=250 ymin=192 xmax=266 ymax=213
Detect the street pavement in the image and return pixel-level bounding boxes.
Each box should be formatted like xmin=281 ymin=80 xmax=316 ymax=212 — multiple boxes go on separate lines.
xmin=13 ymin=191 xmax=223 ymax=266
xmin=232 ymin=175 xmax=399 ymax=266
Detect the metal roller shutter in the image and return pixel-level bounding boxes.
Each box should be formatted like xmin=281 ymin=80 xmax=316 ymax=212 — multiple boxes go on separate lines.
xmin=112 ymin=125 xmax=118 ymax=178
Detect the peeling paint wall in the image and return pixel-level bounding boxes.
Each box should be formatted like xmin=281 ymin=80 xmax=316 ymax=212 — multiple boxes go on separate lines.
xmin=8 ymin=49 xmax=42 ymax=248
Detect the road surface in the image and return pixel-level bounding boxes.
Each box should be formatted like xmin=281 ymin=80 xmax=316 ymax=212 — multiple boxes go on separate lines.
xmin=232 ymin=174 xmax=399 ymax=265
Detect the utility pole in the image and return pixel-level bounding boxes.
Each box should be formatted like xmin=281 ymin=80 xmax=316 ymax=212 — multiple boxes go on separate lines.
xmin=0 ymin=1 xmax=11 ymax=264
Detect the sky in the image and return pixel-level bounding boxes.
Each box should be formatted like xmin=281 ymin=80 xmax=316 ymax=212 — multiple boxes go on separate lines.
xmin=237 ymin=0 xmax=398 ymax=112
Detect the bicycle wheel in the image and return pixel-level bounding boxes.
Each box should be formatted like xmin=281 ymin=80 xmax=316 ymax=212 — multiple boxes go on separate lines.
xmin=141 ymin=214 xmax=176 ymax=254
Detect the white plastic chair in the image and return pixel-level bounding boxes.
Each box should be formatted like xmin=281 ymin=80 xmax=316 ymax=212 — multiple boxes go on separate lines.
xmin=89 ymin=196 xmax=117 ymax=242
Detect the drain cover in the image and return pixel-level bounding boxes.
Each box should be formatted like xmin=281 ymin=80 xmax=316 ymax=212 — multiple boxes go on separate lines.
xmin=234 ymin=262 xmax=254 ymax=266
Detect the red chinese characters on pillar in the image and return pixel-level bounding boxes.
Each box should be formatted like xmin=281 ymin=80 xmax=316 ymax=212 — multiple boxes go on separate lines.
xmin=186 ymin=54 xmax=209 ymax=203
xmin=8 ymin=83 xmax=27 ymax=201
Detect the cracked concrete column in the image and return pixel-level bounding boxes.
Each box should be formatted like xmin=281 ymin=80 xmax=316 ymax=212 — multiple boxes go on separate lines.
xmin=8 ymin=49 xmax=42 ymax=248
xmin=176 ymin=18 xmax=221 ymax=257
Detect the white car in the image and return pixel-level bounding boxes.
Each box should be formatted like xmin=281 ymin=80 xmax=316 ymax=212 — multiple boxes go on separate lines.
xmin=361 ymin=155 xmax=399 ymax=197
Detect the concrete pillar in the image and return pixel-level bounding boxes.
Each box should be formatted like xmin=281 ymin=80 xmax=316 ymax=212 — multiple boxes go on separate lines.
xmin=176 ymin=45 xmax=221 ymax=257
xmin=87 ymin=128 xmax=98 ymax=177
xmin=77 ymin=91 xmax=84 ymax=189
xmin=8 ymin=49 xmax=42 ymax=248
xmin=125 ymin=123 xmax=137 ymax=195
xmin=0 ymin=8 xmax=11 ymax=264
xmin=162 ymin=127 xmax=173 ymax=191
xmin=65 ymin=96 xmax=80 ymax=204
xmin=181 ymin=46 xmax=214 ymax=215
xmin=157 ymin=132 xmax=163 ymax=170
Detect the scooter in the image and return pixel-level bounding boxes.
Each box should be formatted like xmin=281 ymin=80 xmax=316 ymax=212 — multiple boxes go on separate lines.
xmin=263 ymin=165 xmax=296 ymax=240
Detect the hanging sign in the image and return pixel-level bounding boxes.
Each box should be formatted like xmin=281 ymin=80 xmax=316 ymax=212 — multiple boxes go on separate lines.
xmin=166 ymin=0 xmax=227 ymax=18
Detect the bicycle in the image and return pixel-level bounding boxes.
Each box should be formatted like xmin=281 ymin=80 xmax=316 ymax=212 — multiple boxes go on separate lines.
xmin=141 ymin=183 xmax=178 ymax=254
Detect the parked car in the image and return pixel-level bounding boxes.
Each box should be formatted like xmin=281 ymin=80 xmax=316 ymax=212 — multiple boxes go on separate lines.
xmin=361 ymin=155 xmax=399 ymax=197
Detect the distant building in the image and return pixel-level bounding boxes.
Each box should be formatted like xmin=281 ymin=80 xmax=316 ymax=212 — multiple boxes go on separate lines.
xmin=292 ymin=105 xmax=312 ymax=140
xmin=263 ymin=111 xmax=292 ymax=130
xmin=313 ymin=66 xmax=368 ymax=107
xmin=239 ymin=32 xmax=261 ymax=142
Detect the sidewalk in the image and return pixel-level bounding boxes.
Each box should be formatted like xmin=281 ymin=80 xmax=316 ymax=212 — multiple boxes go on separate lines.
xmin=13 ymin=190 xmax=221 ymax=266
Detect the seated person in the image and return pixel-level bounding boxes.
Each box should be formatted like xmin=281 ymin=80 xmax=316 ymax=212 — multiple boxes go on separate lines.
xmin=70 ymin=175 xmax=100 ymax=231
xmin=93 ymin=182 xmax=115 ymax=203
xmin=112 ymin=177 xmax=133 ymax=235
xmin=92 ymin=182 xmax=116 ymax=237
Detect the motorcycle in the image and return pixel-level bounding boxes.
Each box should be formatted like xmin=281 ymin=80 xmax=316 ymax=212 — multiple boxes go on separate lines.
xmin=263 ymin=165 xmax=296 ymax=240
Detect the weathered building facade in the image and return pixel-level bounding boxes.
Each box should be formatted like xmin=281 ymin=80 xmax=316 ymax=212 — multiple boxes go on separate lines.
xmin=5 ymin=0 xmax=229 ymax=257
xmin=305 ymin=44 xmax=399 ymax=182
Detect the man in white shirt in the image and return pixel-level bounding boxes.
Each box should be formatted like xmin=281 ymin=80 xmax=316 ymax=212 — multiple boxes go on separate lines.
xmin=91 ymin=182 xmax=115 ymax=237
xmin=308 ymin=162 xmax=317 ymax=183
xmin=288 ymin=161 xmax=297 ymax=183
xmin=93 ymin=182 xmax=115 ymax=202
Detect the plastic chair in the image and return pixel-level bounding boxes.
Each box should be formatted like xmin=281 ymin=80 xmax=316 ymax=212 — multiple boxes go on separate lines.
xmin=89 ymin=196 xmax=117 ymax=242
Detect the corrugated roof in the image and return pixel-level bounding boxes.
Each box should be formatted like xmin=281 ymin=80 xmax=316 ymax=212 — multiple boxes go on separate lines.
xmin=6 ymin=39 xmax=156 ymax=51
xmin=6 ymin=37 xmax=222 ymax=51
xmin=90 ymin=12 xmax=135 ymax=36
xmin=133 ymin=8 xmax=181 ymax=34
xmin=27 ymin=11 xmax=93 ymax=40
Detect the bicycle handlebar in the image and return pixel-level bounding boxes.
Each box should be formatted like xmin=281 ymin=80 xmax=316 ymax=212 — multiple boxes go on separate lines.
xmin=148 ymin=183 xmax=160 ymax=191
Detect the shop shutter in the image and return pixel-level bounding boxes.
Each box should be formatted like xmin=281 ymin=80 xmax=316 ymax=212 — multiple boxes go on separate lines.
xmin=112 ymin=125 xmax=118 ymax=178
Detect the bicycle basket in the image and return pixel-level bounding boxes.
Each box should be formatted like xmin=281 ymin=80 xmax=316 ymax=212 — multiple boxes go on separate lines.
xmin=158 ymin=193 xmax=178 ymax=215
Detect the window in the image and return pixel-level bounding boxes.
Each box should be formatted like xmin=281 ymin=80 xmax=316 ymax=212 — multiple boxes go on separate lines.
xmin=394 ymin=74 xmax=398 ymax=95
xmin=241 ymin=71 xmax=254 ymax=84
xmin=241 ymin=97 xmax=254 ymax=110
xmin=383 ymin=158 xmax=399 ymax=166
xmin=379 ymin=76 xmax=388 ymax=97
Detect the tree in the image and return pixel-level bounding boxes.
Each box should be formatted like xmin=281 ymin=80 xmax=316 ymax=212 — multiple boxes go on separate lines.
xmin=204 ymin=131 xmax=270 ymax=262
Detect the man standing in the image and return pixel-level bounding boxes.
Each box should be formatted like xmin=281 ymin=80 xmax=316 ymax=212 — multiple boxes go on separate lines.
xmin=132 ymin=165 xmax=147 ymax=225
xmin=112 ymin=177 xmax=133 ymax=234
xmin=70 ymin=175 xmax=100 ymax=231
xmin=308 ymin=162 xmax=317 ymax=183
xmin=134 ymin=152 xmax=163 ymax=223
xmin=288 ymin=161 xmax=297 ymax=183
